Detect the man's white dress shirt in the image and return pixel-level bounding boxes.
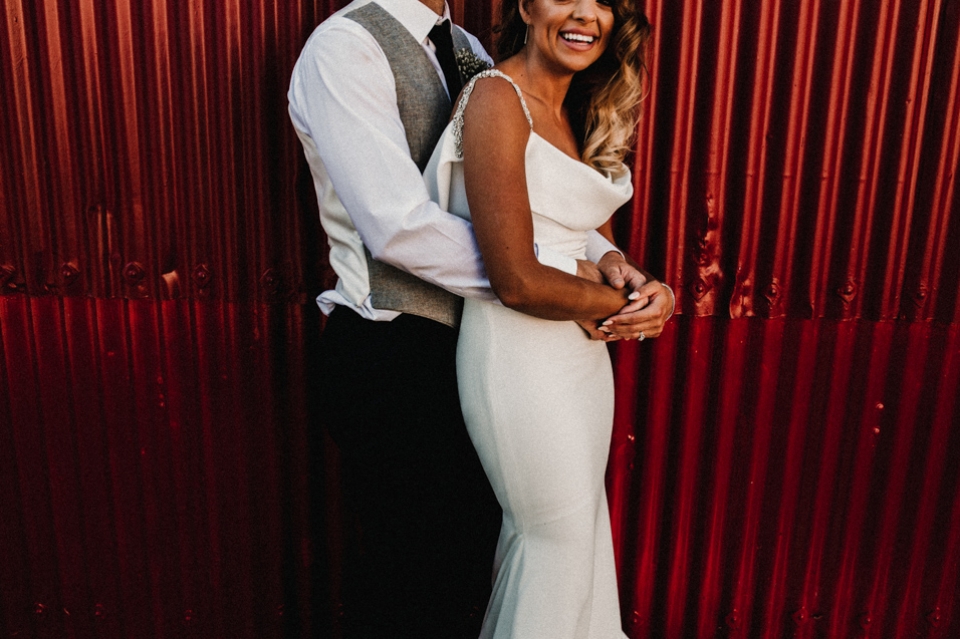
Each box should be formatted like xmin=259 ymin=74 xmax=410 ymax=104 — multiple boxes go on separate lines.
xmin=288 ymin=0 xmax=619 ymax=320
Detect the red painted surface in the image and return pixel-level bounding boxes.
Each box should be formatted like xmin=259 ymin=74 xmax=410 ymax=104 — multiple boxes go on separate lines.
xmin=2 ymin=0 xmax=959 ymax=637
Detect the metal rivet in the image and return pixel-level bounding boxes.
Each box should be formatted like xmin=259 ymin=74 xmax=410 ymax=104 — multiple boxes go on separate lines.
xmin=913 ymin=285 xmax=928 ymax=308
xmin=764 ymin=281 xmax=781 ymax=305
xmin=260 ymin=268 xmax=281 ymax=293
xmin=792 ymin=607 xmax=808 ymax=625
xmin=193 ymin=264 xmax=212 ymax=288
xmin=60 ymin=262 xmax=81 ymax=285
xmin=123 ymin=262 xmax=146 ymax=284
xmin=691 ymin=279 xmax=710 ymax=301
xmin=837 ymin=279 xmax=858 ymax=302
xmin=725 ymin=609 xmax=741 ymax=630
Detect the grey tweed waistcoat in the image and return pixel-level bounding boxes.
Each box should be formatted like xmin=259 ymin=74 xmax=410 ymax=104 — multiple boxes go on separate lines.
xmin=345 ymin=2 xmax=472 ymax=328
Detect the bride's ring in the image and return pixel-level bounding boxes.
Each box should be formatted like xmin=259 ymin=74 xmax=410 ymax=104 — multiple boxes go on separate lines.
xmin=638 ymin=331 xmax=646 ymax=341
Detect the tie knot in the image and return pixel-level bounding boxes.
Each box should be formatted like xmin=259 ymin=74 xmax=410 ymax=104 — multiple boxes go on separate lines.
xmin=429 ymin=20 xmax=453 ymax=47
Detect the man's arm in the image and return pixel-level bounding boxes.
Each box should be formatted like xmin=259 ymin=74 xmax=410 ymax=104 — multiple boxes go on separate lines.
xmin=289 ymin=22 xmax=497 ymax=300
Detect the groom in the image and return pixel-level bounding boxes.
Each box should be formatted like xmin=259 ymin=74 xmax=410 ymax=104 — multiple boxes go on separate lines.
xmin=288 ymin=0 xmax=674 ymax=636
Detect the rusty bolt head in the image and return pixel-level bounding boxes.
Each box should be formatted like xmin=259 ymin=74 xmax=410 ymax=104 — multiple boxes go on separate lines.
xmin=60 ymin=262 xmax=81 ymax=285
xmin=913 ymin=285 xmax=929 ymax=308
xmin=193 ymin=264 xmax=212 ymax=288
xmin=837 ymin=279 xmax=858 ymax=303
xmin=123 ymin=262 xmax=145 ymax=284
xmin=260 ymin=268 xmax=281 ymax=293
xmin=764 ymin=281 xmax=781 ymax=303
xmin=725 ymin=609 xmax=741 ymax=630
xmin=792 ymin=607 xmax=808 ymax=625
xmin=691 ymin=279 xmax=710 ymax=301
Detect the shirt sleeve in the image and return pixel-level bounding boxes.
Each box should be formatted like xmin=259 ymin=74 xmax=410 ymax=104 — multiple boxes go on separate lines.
xmin=461 ymin=29 xmax=494 ymax=66
xmin=288 ymin=22 xmax=496 ymax=301
xmin=534 ymin=231 xmax=623 ymax=276
xmin=585 ymin=231 xmax=622 ymax=262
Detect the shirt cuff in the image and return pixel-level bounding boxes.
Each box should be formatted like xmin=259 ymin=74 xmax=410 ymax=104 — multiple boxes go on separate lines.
xmin=585 ymin=231 xmax=621 ymax=262
xmin=534 ymin=243 xmax=578 ymax=275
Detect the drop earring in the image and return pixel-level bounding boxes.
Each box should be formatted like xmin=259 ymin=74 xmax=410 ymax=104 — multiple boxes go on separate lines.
xmin=524 ymin=24 xmax=529 ymax=45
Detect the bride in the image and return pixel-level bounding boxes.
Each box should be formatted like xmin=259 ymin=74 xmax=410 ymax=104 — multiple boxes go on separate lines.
xmin=425 ymin=0 xmax=664 ymax=636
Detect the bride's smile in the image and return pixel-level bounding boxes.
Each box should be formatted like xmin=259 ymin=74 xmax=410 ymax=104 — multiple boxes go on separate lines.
xmin=559 ymin=29 xmax=599 ymax=50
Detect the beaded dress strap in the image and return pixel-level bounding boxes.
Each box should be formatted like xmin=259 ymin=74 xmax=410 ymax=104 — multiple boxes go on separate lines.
xmin=453 ymin=69 xmax=533 ymax=158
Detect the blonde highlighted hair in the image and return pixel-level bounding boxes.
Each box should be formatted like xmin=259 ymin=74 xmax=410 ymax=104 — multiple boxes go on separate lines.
xmin=494 ymin=0 xmax=651 ymax=173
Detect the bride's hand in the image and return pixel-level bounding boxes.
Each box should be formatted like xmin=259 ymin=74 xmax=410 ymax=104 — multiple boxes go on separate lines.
xmin=600 ymin=280 xmax=675 ymax=340
xmin=576 ymin=318 xmax=621 ymax=342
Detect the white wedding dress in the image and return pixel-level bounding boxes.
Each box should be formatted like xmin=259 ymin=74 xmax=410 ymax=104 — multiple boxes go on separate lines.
xmin=424 ymin=70 xmax=633 ymax=639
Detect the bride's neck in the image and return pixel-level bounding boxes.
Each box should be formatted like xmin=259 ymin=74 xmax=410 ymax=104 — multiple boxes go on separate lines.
xmin=513 ymin=50 xmax=574 ymax=114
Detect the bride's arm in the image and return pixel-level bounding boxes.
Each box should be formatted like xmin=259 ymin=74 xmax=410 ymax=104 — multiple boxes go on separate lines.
xmin=461 ymin=79 xmax=631 ymax=321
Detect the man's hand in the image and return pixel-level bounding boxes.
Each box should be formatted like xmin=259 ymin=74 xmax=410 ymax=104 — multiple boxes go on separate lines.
xmin=596 ymin=251 xmax=647 ymax=292
xmin=576 ymin=259 xmax=604 ymax=284
xmin=574 ymin=260 xmax=620 ymax=340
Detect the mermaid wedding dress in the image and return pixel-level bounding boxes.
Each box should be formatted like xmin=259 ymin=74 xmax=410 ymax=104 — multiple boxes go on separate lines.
xmin=423 ymin=69 xmax=633 ymax=639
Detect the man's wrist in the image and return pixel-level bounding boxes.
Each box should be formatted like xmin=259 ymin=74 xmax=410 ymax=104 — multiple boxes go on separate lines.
xmin=598 ymin=250 xmax=625 ymax=266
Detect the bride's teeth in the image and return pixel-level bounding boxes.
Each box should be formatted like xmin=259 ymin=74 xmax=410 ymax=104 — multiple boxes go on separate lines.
xmin=562 ymin=33 xmax=594 ymax=43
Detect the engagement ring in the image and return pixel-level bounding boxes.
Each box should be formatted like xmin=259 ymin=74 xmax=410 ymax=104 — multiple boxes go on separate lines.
xmin=638 ymin=331 xmax=646 ymax=341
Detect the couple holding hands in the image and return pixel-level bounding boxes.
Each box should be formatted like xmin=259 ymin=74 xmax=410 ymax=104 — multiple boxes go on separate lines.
xmin=288 ymin=0 xmax=673 ymax=636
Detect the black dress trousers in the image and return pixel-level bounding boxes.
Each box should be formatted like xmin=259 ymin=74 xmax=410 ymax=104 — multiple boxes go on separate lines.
xmin=315 ymin=306 xmax=502 ymax=638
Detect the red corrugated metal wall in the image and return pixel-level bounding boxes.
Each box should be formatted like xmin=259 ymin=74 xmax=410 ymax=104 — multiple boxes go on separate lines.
xmin=1 ymin=1 xmax=958 ymax=638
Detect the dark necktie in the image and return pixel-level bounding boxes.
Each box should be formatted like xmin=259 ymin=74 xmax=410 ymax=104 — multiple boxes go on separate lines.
xmin=428 ymin=20 xmax=463 ymax=100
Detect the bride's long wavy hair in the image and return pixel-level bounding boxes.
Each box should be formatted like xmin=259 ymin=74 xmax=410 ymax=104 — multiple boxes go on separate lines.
xmin=494 ymin=0 xmax=651 ymax=173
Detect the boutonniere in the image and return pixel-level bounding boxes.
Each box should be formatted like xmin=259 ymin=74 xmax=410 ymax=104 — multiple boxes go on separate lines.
xmin=455 ymin=48 xmax=492 ymax=82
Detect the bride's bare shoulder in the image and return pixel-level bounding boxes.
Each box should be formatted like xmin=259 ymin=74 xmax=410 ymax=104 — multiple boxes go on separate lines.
xmin=460 ymin=70 xmax=530 ymax=133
